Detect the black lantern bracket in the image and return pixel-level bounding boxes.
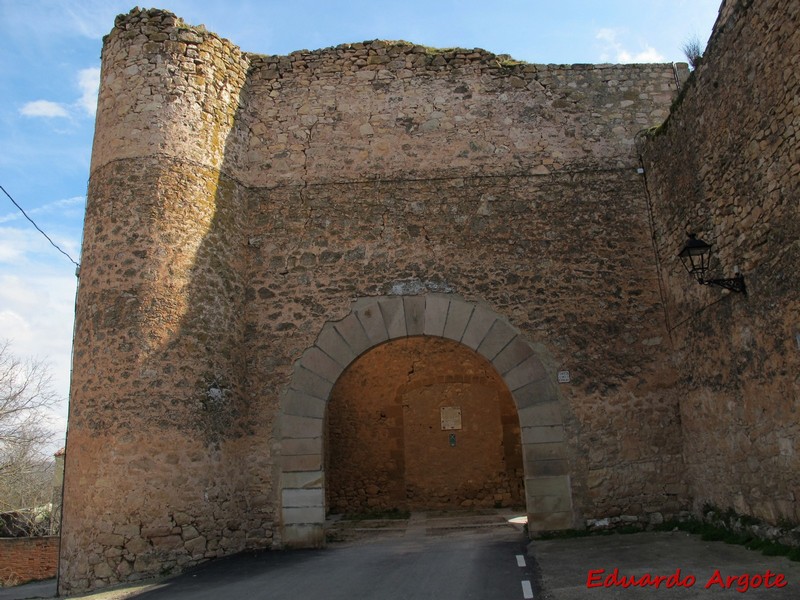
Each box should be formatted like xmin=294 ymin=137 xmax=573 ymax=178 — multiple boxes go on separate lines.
xmin=678 ymin=233 xmax=747 ymax=295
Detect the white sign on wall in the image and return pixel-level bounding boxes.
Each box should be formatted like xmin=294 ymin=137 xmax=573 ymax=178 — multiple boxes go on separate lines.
xmin=440 ymin=406 xmax=462 ymax=430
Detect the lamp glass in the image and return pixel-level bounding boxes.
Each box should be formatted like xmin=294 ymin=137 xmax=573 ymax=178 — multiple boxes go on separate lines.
xmin=678 ymin=234 xmax=712 ymax=281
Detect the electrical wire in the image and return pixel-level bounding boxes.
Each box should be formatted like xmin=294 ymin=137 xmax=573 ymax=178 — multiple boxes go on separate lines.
xmin=0 ymin=184 xmax=80 ymax=269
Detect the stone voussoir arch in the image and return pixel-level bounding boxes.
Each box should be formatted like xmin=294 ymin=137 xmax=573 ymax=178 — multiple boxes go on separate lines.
xmin=279 ymin=294 xmax=573 ymax=547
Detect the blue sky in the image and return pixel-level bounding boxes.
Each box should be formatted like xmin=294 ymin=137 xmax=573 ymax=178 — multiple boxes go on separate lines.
xmin=0 ymin=0 xmax=722 ymax=451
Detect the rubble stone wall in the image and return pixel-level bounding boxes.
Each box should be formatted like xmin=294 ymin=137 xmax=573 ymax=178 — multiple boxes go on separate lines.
xmin=61 ymin=9 xmax=260 ymax=593
xmin=62 ymin=5 xmax=699 ymax=593
xmin=642 ymin=0 xmax=799 ymax=523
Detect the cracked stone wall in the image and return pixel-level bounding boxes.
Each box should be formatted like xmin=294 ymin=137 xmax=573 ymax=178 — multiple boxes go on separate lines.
xmin=63 ymin=6 xmax=692 ymax=593
xmin=642 ymin=0 xmax=800 ymax=524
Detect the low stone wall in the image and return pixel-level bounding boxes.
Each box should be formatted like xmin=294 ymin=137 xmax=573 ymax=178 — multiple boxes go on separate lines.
xmin=0 ymin=536 xmax=59 ymax=587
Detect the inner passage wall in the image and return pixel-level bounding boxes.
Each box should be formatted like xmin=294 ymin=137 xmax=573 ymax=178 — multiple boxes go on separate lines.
xmin=326 ymin=336 xmax=523 ymax=513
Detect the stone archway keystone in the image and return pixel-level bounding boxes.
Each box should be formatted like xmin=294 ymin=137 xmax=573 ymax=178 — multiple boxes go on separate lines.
xmin=279 ymin=294 xmax=574 ymax=547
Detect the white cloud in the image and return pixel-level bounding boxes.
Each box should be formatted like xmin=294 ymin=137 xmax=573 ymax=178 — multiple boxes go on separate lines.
xmin=0 ymin=195 xmax=85 ymax=225
xmin=20 ymin=100 xmax=70 ymax=118
xmin=0 ymin=309 xmax=32 ymax=342
xmin=77 ymin=67 xmax=101 ymax=116
xmin=18 ymin=67 xmax=100 ymax=119
xmin=0 ymin=227 xmax=37 ymax=261
xmin=595 ymin=28 xmax=664 ymax=63
xmin=0 ymin=256 xmax=79 ymax=453
xmin=619 ymin=46 xmax=664 ymax=63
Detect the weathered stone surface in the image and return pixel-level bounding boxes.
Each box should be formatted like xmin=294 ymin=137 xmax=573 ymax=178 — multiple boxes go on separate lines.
xmin=512 ymin=378 xmax=557 ymax=409
xmin=476 ymin=319 xmax=517 ymax=361
xmin=281 ymin=471 xmax=323 ymax=489
xmin=282 ymin=488 xmax=324 ymax=508
xmin=491 ymin=336 xmax=535 ymax=375
xmin=281 ymin=437 xmax=322 ymax=456
xmin=642 ymin=0 xmax=799 ymax=527
xmin=281 ymin=524 xmax=324 ymax=548
xmin=354 ymin=302 xmax=389 ymax=345
xmin=522 ymin=425 xmax=566 ymax=445
xmin=379 ymin=297 xmax=407 ymax=339
xmin=280 ymin=454 xmax=322 ymax=472
xmin=281 ymin=415 xmax=324 ymax=439
xmin=289 ymin=367 xmax=333 ymax=402
xmin=423 ymin=295 xmax=450 ymax=337
xmin=333 ymin=313 xmax=371 ymax=357
xmin=505 ymin=357 xmax=548 ymax=392
xmin=460 ymin=307 xmax=497 ymax=351
xmin=524 ymin=442 xmax=568 ymax=463
xmin=282 ymin=389 xmax=326 ymax=419
xmin=296 ymin=347 xmax=343 ymax=384
xmin=282 ymin=507 xmax=325 ymax=525
xmin=442 ymin=299 xmax=474 ymax=341
xmin=403 ymin=296 xmax=426 ymax=336
xmin=517 ymin=402 xmax=563 ymax=427
xmin=315 ymin=325 xmax=355 ymax=368
xmin=63 ymin=0 xmax=799 ymax=594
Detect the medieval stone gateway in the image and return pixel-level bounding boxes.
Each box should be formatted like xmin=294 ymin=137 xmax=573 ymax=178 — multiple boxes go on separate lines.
xmin=59 ymin=1 xmax=799 ymax=593
xmin=281 ymin=296 xmax=568 ymax=546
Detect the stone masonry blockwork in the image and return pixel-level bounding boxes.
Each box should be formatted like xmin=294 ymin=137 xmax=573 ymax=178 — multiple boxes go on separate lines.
xmin=60 ymin=1 xmax=798 ymax=593
xmin=642 ymin=0 xmax=799 ymax=524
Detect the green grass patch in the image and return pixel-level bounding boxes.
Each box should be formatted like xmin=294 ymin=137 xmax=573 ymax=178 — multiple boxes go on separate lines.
xmin=534 ymin=510 xmax=800 ymax=564
xmin=534 ymin=528 xmax=592 ymax=540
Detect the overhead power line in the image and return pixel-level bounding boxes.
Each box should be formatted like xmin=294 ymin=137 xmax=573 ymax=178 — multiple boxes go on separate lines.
xmin=0 ymin=184 xmax=81 ymax=269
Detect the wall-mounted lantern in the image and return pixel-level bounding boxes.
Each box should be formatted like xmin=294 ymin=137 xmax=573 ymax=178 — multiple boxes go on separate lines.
xmin=678 ymin=233 xmax=746 ymax=295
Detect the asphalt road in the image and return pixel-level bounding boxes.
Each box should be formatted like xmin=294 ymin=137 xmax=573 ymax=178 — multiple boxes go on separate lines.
xmin=7 ymin=515 xmax=799 ymax=600
xmin=128 ymin=525 xmax=534 ymax=600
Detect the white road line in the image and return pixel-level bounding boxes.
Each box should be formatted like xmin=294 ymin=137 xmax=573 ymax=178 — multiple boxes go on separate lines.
xmin=516 ymin=554 xmax=526 ymax=567
xmin=522 ymin=580 xmax=534 ymax=599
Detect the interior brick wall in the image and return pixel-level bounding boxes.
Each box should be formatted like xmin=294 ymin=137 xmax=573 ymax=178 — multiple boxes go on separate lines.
xmin=326 ymin=336 xmax=523 ymax=513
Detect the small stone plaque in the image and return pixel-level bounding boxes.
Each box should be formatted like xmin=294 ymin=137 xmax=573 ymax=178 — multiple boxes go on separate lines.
xmin=557 ymin=370 xmax=571 ymax=383
xmin=440 ymin=406 xmax=462 ymax=430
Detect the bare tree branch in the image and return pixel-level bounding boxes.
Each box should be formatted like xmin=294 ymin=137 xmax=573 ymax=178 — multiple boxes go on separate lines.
xmin=0 ymin=341 xmax=60 ymax=536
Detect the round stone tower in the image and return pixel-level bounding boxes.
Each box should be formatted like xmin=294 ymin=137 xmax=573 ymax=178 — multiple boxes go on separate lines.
xmin=60 ymin=9 xmax=254 ymax=593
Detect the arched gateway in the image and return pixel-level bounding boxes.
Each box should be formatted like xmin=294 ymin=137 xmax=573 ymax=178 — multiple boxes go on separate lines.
xmin=279 ymin=295 xmax=573 ymax=546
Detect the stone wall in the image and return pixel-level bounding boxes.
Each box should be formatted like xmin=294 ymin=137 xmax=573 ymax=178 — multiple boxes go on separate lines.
xmin=62 ymin=6 xmax=691 ymax=593
xmin=244 ymin=172 xmax=686 ymax=526
xmin=642 ymin=0 xmax=799 ymax=523
xmin=327 ymin=336 xmax=523 ymax=513
xmin=233 ymin=40 xmax=679 ymax=186
xmin=0 ymin=536 xmax=59 ymax=587
xmin=61 ymin=9 xmax=261 ymax=593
